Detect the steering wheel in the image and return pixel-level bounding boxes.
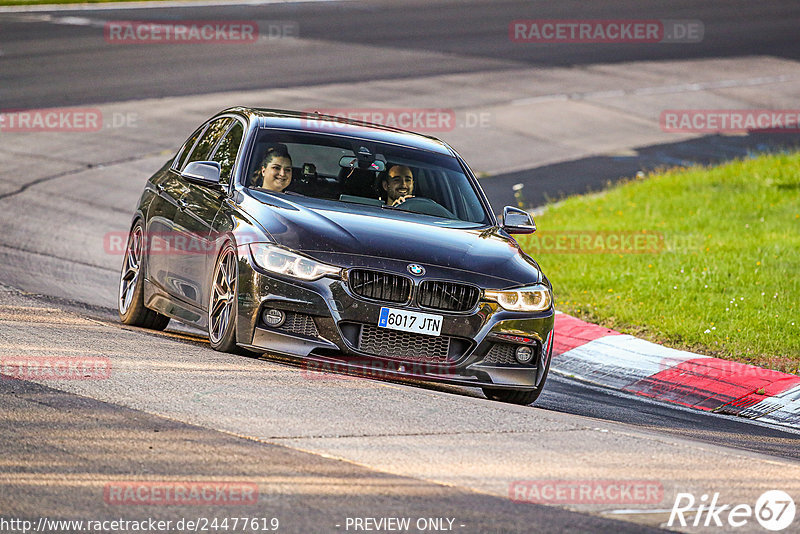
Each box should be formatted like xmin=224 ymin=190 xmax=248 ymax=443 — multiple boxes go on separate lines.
xmin=393 ymin=197 xmax=455 ymax=218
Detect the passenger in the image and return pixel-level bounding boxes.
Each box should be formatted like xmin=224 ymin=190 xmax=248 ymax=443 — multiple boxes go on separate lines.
xmin=254 ymin=144 xmax=293 ymax=192
xmin=381 ymin=164 xmax=414 ymax=206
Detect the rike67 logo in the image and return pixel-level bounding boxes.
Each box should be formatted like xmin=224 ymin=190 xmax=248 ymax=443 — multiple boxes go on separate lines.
xmin=669 ymin=490 xmax=796 ymax=531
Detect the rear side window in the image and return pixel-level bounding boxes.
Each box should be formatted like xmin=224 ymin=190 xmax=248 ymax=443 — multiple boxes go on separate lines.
xmin=182 ymin=117 xmax=233 ymax=171
xmin=210 ymin=121 xmax=244 ymax=187
xmin=175 ymin=125 xmax=207 ymax=170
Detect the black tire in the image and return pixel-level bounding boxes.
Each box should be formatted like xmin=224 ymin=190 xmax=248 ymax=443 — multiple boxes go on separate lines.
xmin=208 ymin=242 xmax=240 ymax=353
xmin=118 ymin=221 xmax=170 ymax=330
xmin=482 ymin=343 xmax=552 ymax=406
xmin=482 ymin=386 xmax=543 ymax=406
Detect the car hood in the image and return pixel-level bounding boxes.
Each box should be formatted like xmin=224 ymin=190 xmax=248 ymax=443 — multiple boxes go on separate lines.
xmin=242 ymin=191 xmax=543 ymax=287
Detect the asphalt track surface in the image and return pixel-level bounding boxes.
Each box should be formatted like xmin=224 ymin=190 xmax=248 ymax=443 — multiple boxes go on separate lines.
xmin=3 ymin=0 xmax=800 ymax=205
xmin=1 ymin=1 xmax=800 ymax=532
xmin=2 ymin=0 xmax=800 ymax=108
xmin=3 ymin=378 xmax=660 ymax=534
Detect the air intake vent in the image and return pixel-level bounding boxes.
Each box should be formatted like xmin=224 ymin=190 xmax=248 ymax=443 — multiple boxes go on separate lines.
xmin=418 ymin=281 xmax=480 ymax=312
xmin=483 ymin=343 xmax=517 ymax=365
xmin=278 ymin=312 xmax=319 ymax=338
xmin=483 ymin=342 xmax=539 ymax=365
xmin=348 ymin=269 xmax=412 ymax=304
xmin=358 ymin=324 xmax=452 ymax=363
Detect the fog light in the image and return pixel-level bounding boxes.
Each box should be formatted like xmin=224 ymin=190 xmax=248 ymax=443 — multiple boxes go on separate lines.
xmin=515 ymin=345 xmax=534 ymax=364
xmin=262 ymin=308 xmax=286 ymax=328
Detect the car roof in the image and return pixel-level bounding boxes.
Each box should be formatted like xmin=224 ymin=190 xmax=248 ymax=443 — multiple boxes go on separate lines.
xmin=220 ymin=107 xmax=455 ymax=156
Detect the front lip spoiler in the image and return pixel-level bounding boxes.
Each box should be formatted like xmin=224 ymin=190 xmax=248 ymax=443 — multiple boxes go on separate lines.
xmin=237 ymin=345 xmax=540 ymax=391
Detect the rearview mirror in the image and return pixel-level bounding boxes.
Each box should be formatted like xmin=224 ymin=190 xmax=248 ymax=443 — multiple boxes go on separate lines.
xmin=502 ymin=206 xmax=536 ymax=234
xmin=339 ymin=155 xmax=386 ymax=172
xmin=181 ymin=161 xmax=221 ymax=186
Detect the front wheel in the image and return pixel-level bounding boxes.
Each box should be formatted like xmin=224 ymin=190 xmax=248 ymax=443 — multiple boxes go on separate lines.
xmin=482 ymin=386 xmax=543 ymax=406
xmin=118 ymin=221 xmax=170 ymax=330
xmin=208 ymin=242 xmax=240 ymax=353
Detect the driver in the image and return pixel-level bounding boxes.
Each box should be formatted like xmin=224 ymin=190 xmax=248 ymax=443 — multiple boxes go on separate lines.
xmin=381 ymin=164 xmax=414 ymax=206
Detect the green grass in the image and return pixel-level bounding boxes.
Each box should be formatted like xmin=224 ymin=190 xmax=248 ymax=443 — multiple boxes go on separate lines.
xmin=516 ymin=152 xmax=800 ymax=374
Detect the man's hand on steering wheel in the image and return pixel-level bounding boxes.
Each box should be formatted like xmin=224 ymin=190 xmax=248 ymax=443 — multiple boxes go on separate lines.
xmin=391 ymin=194 xmax=415 ymax=206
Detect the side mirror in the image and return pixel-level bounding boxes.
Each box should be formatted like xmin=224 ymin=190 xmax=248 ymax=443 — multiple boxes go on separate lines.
xmin=502 ymin=206 xmax=536 ymax=234
xmin=182 ymin=161 xmax=221 ymax=186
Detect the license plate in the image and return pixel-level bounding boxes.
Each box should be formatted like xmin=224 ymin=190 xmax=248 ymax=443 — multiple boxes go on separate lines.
xmin=378 ymin=307 xmax=443 ymax=337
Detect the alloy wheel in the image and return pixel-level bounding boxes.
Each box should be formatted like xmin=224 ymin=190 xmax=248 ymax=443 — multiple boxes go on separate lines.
xmin=209 ymin=247 xmax=236 ymax=343
xmin=119 ymin=225 xmax=143 ymax=315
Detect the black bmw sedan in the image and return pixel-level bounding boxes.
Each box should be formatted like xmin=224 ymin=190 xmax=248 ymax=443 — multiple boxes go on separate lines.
xmin=119 ymin=107 xmax=554 ymax=404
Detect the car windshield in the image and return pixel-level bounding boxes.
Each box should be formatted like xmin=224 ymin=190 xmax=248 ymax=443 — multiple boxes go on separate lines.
xmin=245 ymin=129 xmax=491 ymax=225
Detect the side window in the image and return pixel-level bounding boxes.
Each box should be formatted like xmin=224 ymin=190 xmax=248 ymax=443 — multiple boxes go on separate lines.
xmin=210 ymin=121 xmax=244 ymax=187
xmin=175 ymin=124 xmax=207 ymax=170
xmin=182 ymin=117 xmax=233 ymax=171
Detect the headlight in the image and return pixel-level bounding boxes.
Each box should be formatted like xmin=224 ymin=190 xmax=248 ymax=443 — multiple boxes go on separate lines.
xmin=249 ymin=243 xmax=341 ymax=281
xmin=484 ymin=285 xmax=552 ymax=312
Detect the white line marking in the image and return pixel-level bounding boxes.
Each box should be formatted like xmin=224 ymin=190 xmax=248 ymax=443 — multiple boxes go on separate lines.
xmin=52 ymin=16 xmax=93 ymax=25
xmin=604 ymin=509 xmax=680 ymax=515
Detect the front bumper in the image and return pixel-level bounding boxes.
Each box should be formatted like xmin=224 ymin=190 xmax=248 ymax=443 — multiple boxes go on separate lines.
xmin=235 ymin=252 xmax=554 ymax=390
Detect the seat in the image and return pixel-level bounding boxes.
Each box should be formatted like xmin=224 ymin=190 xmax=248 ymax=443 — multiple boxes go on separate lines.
xmin=338 ymin=167 xmax=378 ymax=198
xmin=284 ymin=163 xmax=318 ymax=195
